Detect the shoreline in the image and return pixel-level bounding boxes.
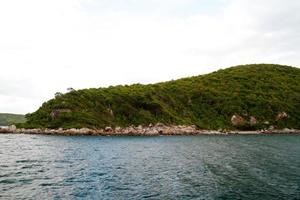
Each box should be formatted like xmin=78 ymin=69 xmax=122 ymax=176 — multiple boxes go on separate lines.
xmin=0 ymin=124 xmax=300 ymax=136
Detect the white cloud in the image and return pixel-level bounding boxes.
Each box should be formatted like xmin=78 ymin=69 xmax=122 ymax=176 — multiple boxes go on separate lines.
xmin=0 ymin=0 xmax=299 ymax=113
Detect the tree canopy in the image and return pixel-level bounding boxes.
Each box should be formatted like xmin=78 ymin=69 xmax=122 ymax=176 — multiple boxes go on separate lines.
xmin=20 ymin=64 xmax=300 ymax=130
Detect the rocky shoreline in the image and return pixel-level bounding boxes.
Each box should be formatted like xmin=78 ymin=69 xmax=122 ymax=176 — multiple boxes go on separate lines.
xmin=0 ymin=124 xmax=300 ymax=136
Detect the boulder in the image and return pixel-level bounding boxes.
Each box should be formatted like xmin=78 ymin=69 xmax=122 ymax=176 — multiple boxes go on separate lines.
xmin=8 ymin=125 xmax=17 ymax=131
xmin=250 ymin=116 xmax=258 ymax=126
xmin=269 ymin=125 xmax=275 ymax=130
xmin=115 ymin=127 xmax=122 ymax=133
xmin=104 ymin=126 xmax=113 ymax=132
xmin=155 ymin=123 xmax=164 ymax=127
xmin=79 ymin=128 xmax=92 ymax=135
xmin=231 ymin=115 xmax=246 ymax=126
xmin=0 ymin=128 xmax=10 ymax=133
xmin=276 ymin=112 xmax=288 ymax=121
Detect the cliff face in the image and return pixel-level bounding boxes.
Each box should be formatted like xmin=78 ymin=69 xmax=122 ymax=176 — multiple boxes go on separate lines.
xmin=21 ymin=64 xmax=300 ymax=130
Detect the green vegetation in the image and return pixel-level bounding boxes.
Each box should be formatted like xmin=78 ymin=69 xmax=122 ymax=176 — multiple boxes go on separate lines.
xmin=0 ymin=113 xmax=26 ymax=126
xmin=21 ymin=64 xmax=300 ymax=130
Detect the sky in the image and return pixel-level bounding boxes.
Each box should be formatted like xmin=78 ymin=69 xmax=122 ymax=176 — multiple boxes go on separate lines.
xmin=0 ymin=0 xmax=300 ymax=114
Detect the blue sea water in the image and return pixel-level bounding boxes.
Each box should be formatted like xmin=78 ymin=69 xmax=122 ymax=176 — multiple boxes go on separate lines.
xmin=0 ymin=134 xmax=299 ymax=199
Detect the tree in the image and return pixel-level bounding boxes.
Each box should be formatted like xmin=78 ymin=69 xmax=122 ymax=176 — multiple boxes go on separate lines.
xmin=55 ymin=92 xmax=63 ymax=98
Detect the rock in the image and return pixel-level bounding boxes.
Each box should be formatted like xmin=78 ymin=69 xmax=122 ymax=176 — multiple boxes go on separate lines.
xmin=79 ymin=128 xmax=92 ymax=135
xmin=137 ymin=125 xmax=143 ymax=130
xmin=50 ymin=109 xmax=71 ymax=119
xmin=8 ymin=125 xmax=17 ymax=131
xmin=250 ymin=116 xmax=258 ymax=126
xmin=146 ymin=129 xmax=159 ymax=135
xmin=65 ymin=128 xmax=78 ymax=135
xmin=231 ymin=115 xmax=246 ymax=126
xmin=94 ymin=129 xmax=104 ymax=135
xmin=27 ymin=129 xmax=41 ymax=134
xmin=155 ymin=123 xmax=164 ymax=127
xmin=0 ymin=128 xmax=10 ymax=133
xmin=104 ymin=126 xmax=113 ymax=132
xmin=276 ymin=112 xmax=288 ymax=121
xmin=2 ymin=124 xmax=300 ymax=136
xmin=282 ymin=128 xmax=293 ymax=133
xmin=126 ymin=127 xmax=136 ymax=134
xmin=115 ymin=127 xmax=122 ymax=133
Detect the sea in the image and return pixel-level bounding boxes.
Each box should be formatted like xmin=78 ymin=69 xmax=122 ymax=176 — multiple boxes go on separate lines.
xmin=0 ymin=134 xmax=299 ymax=199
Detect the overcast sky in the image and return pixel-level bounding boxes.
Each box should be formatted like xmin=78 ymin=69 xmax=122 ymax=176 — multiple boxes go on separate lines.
xmin=0 ymin=0 xmax=300 ymax=114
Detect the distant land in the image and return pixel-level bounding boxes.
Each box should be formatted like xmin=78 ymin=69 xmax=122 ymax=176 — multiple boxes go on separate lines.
xmin=18 ymin=64 xmax=300 ymax=131
xmin=0 ymin=113 xmax=26 ymax=126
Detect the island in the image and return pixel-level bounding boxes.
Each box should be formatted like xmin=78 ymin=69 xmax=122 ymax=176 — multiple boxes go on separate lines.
xmin=1 ymin=64 xmax=300 ymax=136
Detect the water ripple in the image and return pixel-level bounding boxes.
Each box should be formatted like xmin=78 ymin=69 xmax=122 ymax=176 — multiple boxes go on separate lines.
xmin=0 ymin=134 xmax=299 ymax=199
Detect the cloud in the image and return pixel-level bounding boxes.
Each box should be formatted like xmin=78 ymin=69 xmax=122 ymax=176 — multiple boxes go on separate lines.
xmin=0 ymin=0 xmax=299 ymax=113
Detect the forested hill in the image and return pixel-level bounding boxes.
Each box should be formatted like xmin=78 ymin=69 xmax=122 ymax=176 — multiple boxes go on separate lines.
xmin=0 ymin=113 xmax=25 ymax=126
xmin=21 ymin=64 xmax=300 ymax=130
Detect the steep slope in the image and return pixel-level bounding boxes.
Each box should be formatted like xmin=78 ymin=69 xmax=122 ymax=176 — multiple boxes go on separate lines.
xmin=0 ymin=113 xmax=26 ymax=126
xmin=21 ymin=64 xmax=300 ymax=130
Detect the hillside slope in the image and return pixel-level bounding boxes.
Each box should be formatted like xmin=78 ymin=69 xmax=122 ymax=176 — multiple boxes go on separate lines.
xmin=0 ymin=113 xmax=26 ymax=126
xmin=21 ymin=64 xmax=300 ymax=130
